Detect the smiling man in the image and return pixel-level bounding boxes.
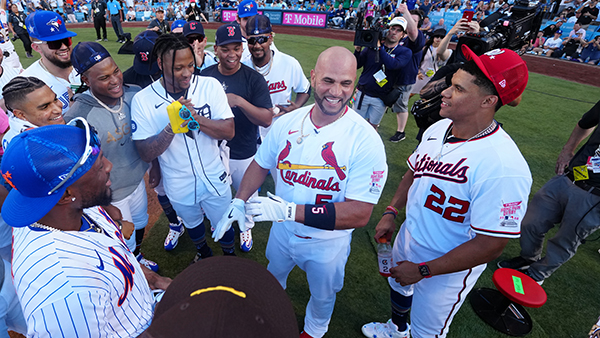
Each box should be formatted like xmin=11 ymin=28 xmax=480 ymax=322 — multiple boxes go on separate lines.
xmin=65 ymin=42 xmax=159 ymax=272
xmin=21 ymin=10 xmax=81 ymax=114
xmin=212 ymin=46 xmax=387 ymax=338
xmin=201 ymin=23 xmax=272 ymax=253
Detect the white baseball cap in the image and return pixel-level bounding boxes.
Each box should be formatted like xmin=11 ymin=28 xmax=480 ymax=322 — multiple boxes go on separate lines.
xmin=389 ymin=17 xmax=407 ymax=31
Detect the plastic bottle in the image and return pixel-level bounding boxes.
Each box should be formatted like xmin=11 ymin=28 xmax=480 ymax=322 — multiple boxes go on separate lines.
xmin=377 ymin=237 xmax=393 ymax=277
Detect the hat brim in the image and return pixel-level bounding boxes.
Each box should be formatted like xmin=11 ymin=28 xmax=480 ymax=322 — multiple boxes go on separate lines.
xmin=134 ymin=59 xmax=160 ymax=76
xmin=36 ymin=30 xmax=77 ymax=42
xmin=461 ymin=45 xmax=492 ymax=84
xmin=216 ymin=39 xmax=243 ymax=46
xmin=2 ymin=185 xmax=66 ymax=228
xmin=238 ymin=11 xmax=257 ymax=18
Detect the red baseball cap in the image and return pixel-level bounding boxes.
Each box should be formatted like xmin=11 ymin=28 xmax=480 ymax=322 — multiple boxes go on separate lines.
xmin=461 ymin=45 xmax=528 ymax=106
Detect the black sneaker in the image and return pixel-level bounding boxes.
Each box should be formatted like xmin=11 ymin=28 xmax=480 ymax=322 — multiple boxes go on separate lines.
xmin=389 ymin=131 xmax=406 ymax=143
xmin=497 ymin=256 xmax=535 ymax=270
xmin=518 ymin=267 xmax=544 ymax=285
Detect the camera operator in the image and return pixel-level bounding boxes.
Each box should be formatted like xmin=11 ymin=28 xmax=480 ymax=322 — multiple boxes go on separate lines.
xmin=354 ymin=17 xmax=412 ymax=129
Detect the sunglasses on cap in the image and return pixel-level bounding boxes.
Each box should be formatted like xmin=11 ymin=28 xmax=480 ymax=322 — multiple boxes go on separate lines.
xmin=48 ymin=117 xmax=101 ymax=195
xmin=179 ymin=105 xmax=200 ymax=130
xmin=247 ymin=35 xmax=270 ymax=45
xmin=33 ymin=37 xmax=72 ymax=50
xmin=186 ymin=34 xmax=205 ymax=44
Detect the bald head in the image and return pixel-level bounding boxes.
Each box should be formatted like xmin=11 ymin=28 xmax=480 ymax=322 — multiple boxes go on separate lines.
xmin=315 ymin=46 xmax=357 ymax=81
xmin=311 ymin=47 xmax=356 ymax=118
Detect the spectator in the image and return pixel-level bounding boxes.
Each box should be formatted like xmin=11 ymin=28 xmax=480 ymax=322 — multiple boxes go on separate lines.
xmin=567 ymin=10 xmax=580 ymax=23
xmin=577 ymin=0 xmax=598 ymax=30
xmin=554 ymin=22 xmax=586 ymax=58
xmin=7 ymin=3 xmax=32 ymax=58
xmin=419 ymin=0 xmax=435 ymax=16
xmin=431 ymin=17 xmax=445 ymax=30
xmin=412 ymin=28 xmax=450 ymax=95
xmin=330 ymin=3 xmax=345 ymax=27
xmin=419 ymin=16 xmax=431 ymax=31
xmin=525 ymin=31 xmax=546 ymax=53
xmin=364 ymin=0 xmax=377 ymax=27
xmin=577 ymin=35 xmax=600 ymax=64
xmin=538 ymin=29 xmax=563 ymax=56
xmin=345 ymin=6 xmax=357 ymax=28
xmin=542 ymin=22 xmax=558 ymax=37
xmin=64 ymin=2 xmax=77 ymax=22
xmin=186 ymin=0 xmax=207 ymax=21
xmin=148 ymin=8 xmax=170 ymax=34
xmin=126 ymin=6 xmax=136 ymax=20
xmin=166 ymin=4 xmax=175 ymax=19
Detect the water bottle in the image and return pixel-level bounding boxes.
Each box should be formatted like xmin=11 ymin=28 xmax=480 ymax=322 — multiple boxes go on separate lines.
xmin=377 ymin=237 xmax=393 ymax=277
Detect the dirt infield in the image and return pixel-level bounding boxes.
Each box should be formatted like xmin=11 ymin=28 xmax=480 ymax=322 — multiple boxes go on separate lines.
xmin=68 ymin=21 xmax=600 ymax=87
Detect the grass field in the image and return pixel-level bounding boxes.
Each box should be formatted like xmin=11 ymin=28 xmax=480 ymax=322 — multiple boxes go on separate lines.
xmin=14 ymin=26 xmax=600 ymax=337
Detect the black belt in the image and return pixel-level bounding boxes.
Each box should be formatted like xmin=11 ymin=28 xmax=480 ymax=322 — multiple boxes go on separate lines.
xmin=111 ymin=13 xmax=120 ymax=16
xmin=566 ymin=170 xmax=600 ymax=197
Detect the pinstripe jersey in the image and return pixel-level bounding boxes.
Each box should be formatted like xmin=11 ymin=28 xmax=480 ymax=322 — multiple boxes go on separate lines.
xmin=11 ymin=206 xmax=154 ymax=338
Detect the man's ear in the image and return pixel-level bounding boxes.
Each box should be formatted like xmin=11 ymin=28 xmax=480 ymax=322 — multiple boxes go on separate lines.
xmin=481 ymin=95 xmax=499 ymax=109
xmin=12 ymin=108 xmax=26 ymax=121
xmin=57 ymin=187 xmax=77 ymax=206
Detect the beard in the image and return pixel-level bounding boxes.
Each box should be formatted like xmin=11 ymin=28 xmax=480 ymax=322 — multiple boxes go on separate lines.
xmin=46 ymin=54 xmax=72 ymax=69
xmin=313 ymin=90 xmax=350 ymax=116
xmin=81 ymin=187 xmax=113 ymax=210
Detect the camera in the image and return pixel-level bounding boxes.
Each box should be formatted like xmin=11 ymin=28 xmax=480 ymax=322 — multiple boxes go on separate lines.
xmin=354 ymin=16 xmax=389 ymax=49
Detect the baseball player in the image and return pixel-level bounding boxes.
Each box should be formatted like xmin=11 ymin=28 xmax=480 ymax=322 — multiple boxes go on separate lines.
xmin=21 ymin=11 xmax=81 ymax=114
xmin=362 ymin=46 xmax=532 ymax=338
xmin=66 ymin=41 xmax=160 ymax=271
xmin=183 ymin=21 xmax=218 ymax=73
xmin=2 ymin=121 xmax=171 ymax=338
xmin=242 ymin=15 xmax=310 ymax=139
xmin=201 ymin=23 xmax=273 ymax=252
xmin=212 ymin=46 xmax=388 ymax=338
xmin=0 ymin=0 xmax=23 ymax=71
xmin=131 ymin=33 xmax=237 ymax=261
xmin=235 ymin=0 xmax=279 ymax=62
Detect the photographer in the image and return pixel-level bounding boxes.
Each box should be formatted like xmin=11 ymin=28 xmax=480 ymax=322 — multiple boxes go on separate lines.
xmin=354 ymin=17 xmax=412 ymax=130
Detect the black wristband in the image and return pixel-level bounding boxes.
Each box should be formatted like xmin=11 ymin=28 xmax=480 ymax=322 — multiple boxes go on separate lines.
xmin=304 ymin=203 xmax=336 ymax=231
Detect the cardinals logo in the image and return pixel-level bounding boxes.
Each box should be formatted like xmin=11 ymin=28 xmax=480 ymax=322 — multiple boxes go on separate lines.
xmin=46 ymin=18 xmax=62 ymax=32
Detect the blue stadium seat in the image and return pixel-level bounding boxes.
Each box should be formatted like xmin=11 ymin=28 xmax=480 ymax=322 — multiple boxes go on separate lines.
xmin=444 ymin=11 xmax=461 ymax=27
xmin=136 ymin=11 xmax=144 ymax=21
xmin=75 ymin=12 xmax=84 ymax=22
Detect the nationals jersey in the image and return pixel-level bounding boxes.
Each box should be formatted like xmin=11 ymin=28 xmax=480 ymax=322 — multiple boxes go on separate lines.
xmin=12 ymin=206 xmax=154 ymax=338
xmin=402 ymin=119 xmax=532 ymax=259
xmin=242 ymin=49 xmax=310 ymax=106
xmin=21 ymin=60 xmax=81 ymax=114
xmin=131 ymin=75 xmax=233 ymax=206
xmin=255 ymin=104 xmax=388 ymax=240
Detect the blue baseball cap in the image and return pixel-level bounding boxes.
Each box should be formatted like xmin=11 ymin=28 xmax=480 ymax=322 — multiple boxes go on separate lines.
xmin=183 ymin=21 xmax=205 ymax=37
xmin=556 ymin=30 xmax=563 ymax=34
xmin=25 ymin=10 xmax=77 ymax=41
xmin=171 ymin=19 xmax=187 ymax=31
xmin=1 ymin=120 xmax=101 ymax=228
xmin=246 ymin=14 xmax=271 ymax=35
xmin=133 ymin=30 xmax=160 ymax=75
xmin=238 ymin=0 xmax=258 ymax=18
xmin=215 ymin=23 xmax=244 ymax=46
xmin=71 ymin=41 xmax=111 ymax=75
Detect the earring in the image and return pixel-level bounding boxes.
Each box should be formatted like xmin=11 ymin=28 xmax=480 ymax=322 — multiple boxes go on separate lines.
xmin=72 ymin=197 xmax=76 ymax=202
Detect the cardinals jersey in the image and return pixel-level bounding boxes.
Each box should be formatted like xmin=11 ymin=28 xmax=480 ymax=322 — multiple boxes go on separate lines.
xmin=131 ymin=75 xmax=233 ymax=206
xmin=402 ymin=119 xmax=532 ymax=259
xmin=255 ymin=104 xmax=388 ymax=240
xmin=21 ymin=60 xmax=81 ymax=114
xmin=242 ymin=49 xmax=310 ymax=106
xmin=12 ymin=206 xmax=154 ymax=338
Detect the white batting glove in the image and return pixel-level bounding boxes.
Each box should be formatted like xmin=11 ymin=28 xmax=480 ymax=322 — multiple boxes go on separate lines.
xmin=212 ymin=198 xmax=246 ymax=242
xmin=246 ymin=192 xmax=296 ymax=223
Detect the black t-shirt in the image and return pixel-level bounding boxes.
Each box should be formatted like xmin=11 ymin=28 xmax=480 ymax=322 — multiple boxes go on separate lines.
xmin=92 ymin=1 xmax=107 ymax=17
xmin=570 ymin=100 xmax=600 ymax=186
xmin=8 ymin=12 xmax=27 ymax=35
xmin=578 ymin=6 xmax=599 ymax=25
xmin=147 ymin=18 xmax=170 ymax=34
xmin=200 ymin=64 xmax=272 ymax=160
xmin=122 ymin=67 xmax=161 ymax=89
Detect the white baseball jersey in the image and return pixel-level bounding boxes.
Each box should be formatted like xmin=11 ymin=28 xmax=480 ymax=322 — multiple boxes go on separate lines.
xmin=242 ymin=49 xmax=310 ymax=106
xmin=131 ymin=75 xmax=233 ymax=206
xmin=0 ymin=9 xmax=22 ymax=71
xmin=11 ymin=206 xmax=154 ymax=338
xmin=255 ymin=104 xmax=388 ymax=240
xmin=21 ymin=60 xmax=80 ymax=114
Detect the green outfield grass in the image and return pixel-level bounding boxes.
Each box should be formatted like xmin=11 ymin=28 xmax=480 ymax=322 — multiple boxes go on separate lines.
xmin=14 ymin=27 xmax=600 ymax=337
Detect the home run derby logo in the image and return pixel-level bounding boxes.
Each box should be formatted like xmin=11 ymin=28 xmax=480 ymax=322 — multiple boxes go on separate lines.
xmin=276 ymin=140 xmax=345 ymax=191
xmin=412 ymin=153 xmax=469 ymax=183
xmin=46 ymin=18 xmax=62 ymax=32
xmin=109 ymin=247 xmax=135 ymax=307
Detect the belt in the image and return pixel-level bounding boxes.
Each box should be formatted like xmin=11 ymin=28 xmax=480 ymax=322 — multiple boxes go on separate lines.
xmin=111 ymin=13 xmax=120 ymax=16
xmin=566 ymin=170 xmax=600 ymax=197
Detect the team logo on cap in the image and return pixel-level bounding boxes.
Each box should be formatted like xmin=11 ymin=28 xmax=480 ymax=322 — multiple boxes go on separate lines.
xmin=139 ymin=51 xmax=149 ymax=61
xmin=46 ymin=17 xmax=62 ymax=32
xmin=484 ymin=49 xmax=504 ymax=59
xmin=1 ymin=171 xmax=16 ymax=190
xmin=254 ymin=29 xmax=259 ymax=34
xmin=244 ymin=2 xmax=254 ymax=10
xmin=94 ymin=54 xmax=102 ymax=61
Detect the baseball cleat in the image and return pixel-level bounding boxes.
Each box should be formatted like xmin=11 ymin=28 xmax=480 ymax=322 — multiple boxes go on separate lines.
xmin=497 ymin=256 xmax=536 ymax=270
xmin=362 ymin=320 xmax=410 ymax=338
xmin=240 ymin=229 xmax=253 ymax=252
xmin=164 ymin=218 xmax=185 ymax=251
xmin=136 ymin=253 xmax=159 ymax=272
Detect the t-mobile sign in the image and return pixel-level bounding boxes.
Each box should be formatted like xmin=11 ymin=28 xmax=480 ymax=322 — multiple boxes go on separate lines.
xmin=282 ymin=11 xmax=327 ymax=28
xmin=221 ymin=9 xmax=238 ymax=22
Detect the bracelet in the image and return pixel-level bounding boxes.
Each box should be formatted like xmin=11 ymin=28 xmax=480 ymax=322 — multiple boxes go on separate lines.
xmin=163 ymin=125 xmax=174 ymax=135
xmin=386 ymin=205 xmax=399 ymax=216
xmin=382 ymin=211 xmax=397 ymax=219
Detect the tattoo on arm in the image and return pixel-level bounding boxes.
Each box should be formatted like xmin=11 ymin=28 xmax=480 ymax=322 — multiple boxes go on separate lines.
xmin=135 ymin=127 xmax=175 ymax=162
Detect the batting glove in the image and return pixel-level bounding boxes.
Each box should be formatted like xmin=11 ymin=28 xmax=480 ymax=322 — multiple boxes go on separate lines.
xmin=212 ymin=198 xmax=246 ymax=242
xmin=246 ymin=192 xmax=296 ymax=223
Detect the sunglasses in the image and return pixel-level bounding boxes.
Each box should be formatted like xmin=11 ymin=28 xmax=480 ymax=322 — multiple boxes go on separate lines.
xmin=48 ymin=117 xmax=101 ymax=195
xmin=179 ymin=105 xmax=200 ymax=130
xmin=186 ymin=35 xmax=205 ymax=44
xmin=247 ymin=35 xmax=270 ymax=45
xmin=33 ymin=37 xmax=72 ymax=50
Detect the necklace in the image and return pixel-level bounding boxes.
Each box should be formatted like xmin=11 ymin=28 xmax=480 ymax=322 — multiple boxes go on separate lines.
xmin=29 ymin=213 xmax=106 ymax=235
xmin=434 ymin=120 xmax=497 ymax=161
xmin=89 ymin=90 xmax=125 ymax=120
xmin=296 ymin=107 xmax=347 ymax=144
xmin=38 ymin=59 xmax=71 ymax=85
xmin=252 ymin=52 xmax=273 ymax=76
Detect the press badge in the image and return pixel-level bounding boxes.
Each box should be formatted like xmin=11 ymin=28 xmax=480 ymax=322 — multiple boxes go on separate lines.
xmin=573 ymin=165 xmax=589 ymax=181
xmin=592 ymin=157 xmax=600 ymax=173
xmin=374 ymin=70 xmax=387 ymax=87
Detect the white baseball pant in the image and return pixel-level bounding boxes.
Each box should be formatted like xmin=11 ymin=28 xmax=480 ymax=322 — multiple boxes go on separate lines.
xmin=111 ymin=179 xmax=149 ymax=252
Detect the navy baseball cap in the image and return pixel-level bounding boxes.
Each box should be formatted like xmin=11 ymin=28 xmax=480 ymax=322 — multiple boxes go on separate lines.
xmin=71 ymin=41 xmax=111 ymax=75
xmin=133 ymin=30 xmax=160 ymax=75
xmin=25 ymin=10 xmax=77 ymax=41
xmin=246 ymin=15 xmax=271 ymax=35
xmin=1 ymin=119 xmax=101 ymax=228
xmin=171 ymin=19 xmax=187 ymax=31
xmin=215 ymin=23 xmax=243 ymax=46
xmin=238 ymin=0 xmax=258 ymax=18
xmin=183 ymin=21 xmax=205 ymax=37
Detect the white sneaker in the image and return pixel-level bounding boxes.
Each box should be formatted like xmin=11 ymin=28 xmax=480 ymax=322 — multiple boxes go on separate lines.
xmin=362 ymin=319 xmax=410 ymax=338
xmin=164 ymin=218 xmax=185 ymax=251
xmin=240 ymin=229 xmax=253 ymax=252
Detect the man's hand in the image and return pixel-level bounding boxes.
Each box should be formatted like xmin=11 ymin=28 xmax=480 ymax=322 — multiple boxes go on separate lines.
xmin=121 ymin=220 xmax=135 ymax=240
xmin=177 ymin=97 xmax=202 ymax=129
xmin=374 ymin=213 xmax=396 ymax=242
xmin=212 ymin=198 xmax=246 ymax=241
xmin=148 ymin=162 xmax=161 ymax=188
xmin=226 ymin=93 xmax=244 ymax=108
xmin=397 ymin=3 xmax=408 ymax=14
xmin=556 ymin=149 xmax=574 ymax=175
xmin=355 ymin=45 xmax=362 ymax=52
xmin=390 ymin=261 xmax=423 ymax=286
xmin=246 ymin=192 xmax=296 ymax=223
xmin=140 ymin=265 xmax=172 ymax=290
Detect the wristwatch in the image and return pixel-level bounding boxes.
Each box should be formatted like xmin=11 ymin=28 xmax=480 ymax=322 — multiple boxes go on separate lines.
xmin=418 ymin=262 xmax=432 ymax=278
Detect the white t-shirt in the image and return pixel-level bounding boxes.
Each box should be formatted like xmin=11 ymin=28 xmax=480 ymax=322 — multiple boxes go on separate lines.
xmin=569 ymin=28 xmax=586 ymax=39
xmin=400 ymin=119 xmax=532 ymax=258
xmin=544 ymin=36 xmax=563 ymax=49
xmin=255 ymin=104 xmax=388 ymax=240
xmin=21 ymin=60 xmax=80 ymax=114
xmin=131 ymin=76 xmax=233 ymax=206
xmin=12 ymin=206 xmax=154 ymax=338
